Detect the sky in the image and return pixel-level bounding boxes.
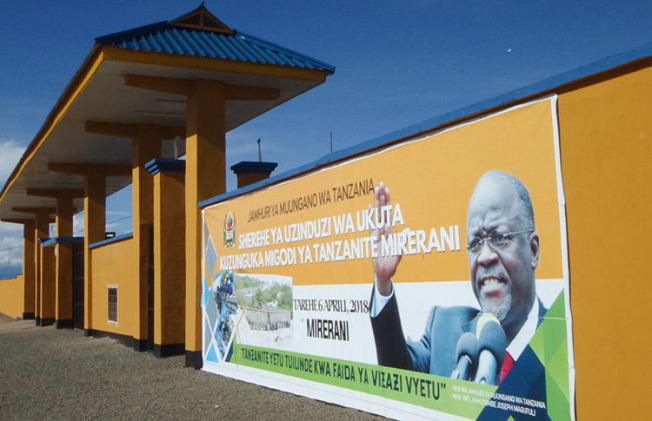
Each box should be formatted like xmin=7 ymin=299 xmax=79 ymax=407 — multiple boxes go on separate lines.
xmin=0 ymin=0 xmax=651 ymax=276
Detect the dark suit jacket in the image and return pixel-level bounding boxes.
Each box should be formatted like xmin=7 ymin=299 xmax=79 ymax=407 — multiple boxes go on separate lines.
xmin=370 ymin=287 xmax=546 ymax=376
xmin=370 ymin=290 xmax=551 ymax=419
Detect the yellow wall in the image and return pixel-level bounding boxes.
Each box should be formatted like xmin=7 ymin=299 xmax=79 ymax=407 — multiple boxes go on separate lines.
xmin=558 ymin=63 xmax=652 ymax=420
xmin=22 ymin=222 xmax=35 ymax=315
xmin=0 ymin=275 xmax=24 ymax=318
xmin=90 ymin=237 xmax=138 ymax=338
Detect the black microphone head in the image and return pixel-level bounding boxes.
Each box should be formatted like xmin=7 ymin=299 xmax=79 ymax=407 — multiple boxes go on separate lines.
xmin=456 ymin=332 xmax=479 ymax=361
xmin=476 ymin=313 xmax=507 ymax=366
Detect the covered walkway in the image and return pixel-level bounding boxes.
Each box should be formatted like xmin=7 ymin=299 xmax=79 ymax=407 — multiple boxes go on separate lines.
xmin=0 ymin=5 xmax=333 ymax=365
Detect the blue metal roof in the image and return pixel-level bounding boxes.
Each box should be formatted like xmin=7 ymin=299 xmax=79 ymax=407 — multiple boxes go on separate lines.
xmin=199 ymin=40 xmax=652 ymax=209
xmin=231 ymin=161 xmax=278 ymax=175
xmin=145 ymin=158 xmax=186 ymax=176
xmin=95 ymin=18 xmax=335 ymax=74
xmin=88 ymin=233 xmax=134 ymax=250
xmin=40 ymin=236 xmax=84 ymax=247
xmin=40 ymin=238 xmax=55 ymax=247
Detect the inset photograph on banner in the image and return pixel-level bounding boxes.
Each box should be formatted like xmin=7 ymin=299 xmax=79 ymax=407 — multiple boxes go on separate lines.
xmin=236 ymin=273 xmax=293 ymax=349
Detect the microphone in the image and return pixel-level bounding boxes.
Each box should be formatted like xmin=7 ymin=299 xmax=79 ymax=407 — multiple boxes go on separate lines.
xmin=451 ymin=332 xmax=479 ymax=381
xmin=473 ymin=313 xmax=507 ymax=385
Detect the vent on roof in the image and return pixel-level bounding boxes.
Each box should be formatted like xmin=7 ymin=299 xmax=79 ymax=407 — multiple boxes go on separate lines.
xmin=171 ymin=5 xmax=234 ymax=34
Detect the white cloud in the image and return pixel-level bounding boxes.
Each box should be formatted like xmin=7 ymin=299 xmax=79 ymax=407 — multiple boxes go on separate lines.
xmin=0 ymin=233 xmax=22 ymax=266
xmin=73 ymin=212 xmax=84 ymax=236
xmin=0 ymin=140 xmax=27 ymax=270
xmin=0 ymin=221 xmax=22 ymax=235
xmin=106 ymin=220 xmax=132 ymax=235
xmin=0 ymin=139 xmax=26 ymax=189
xmin=0 ymin=133 xmax=26 ymax=267
xmin=107 ymin=210 xmax=131 ymax=217
xmin=72 ymin=211 xmax=133 ymax=237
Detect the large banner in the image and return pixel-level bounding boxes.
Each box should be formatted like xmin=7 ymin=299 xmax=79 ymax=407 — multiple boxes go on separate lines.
xmin=202 ymin=97 xmax=574 ymax=420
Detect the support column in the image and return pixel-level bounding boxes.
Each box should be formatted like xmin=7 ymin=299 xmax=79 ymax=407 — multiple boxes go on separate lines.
xmin=185 ymin=80 xmax=226 ymax=368
xmin=39 ymin=240 xmax=55 ymax=326
xmin=22 ymin=221 xmax=35 ymax=319
xmin=34 ymin=212 xmax=49 ymax=325
xmin=84 ymin=174 xmax=106 ymax=335
xmin=55 ymin=195 xmax=74 ymax=328
xmin=132 ymin=127 xmax=161 ymax=350
xmin=146 ymin=159 xmax=186 ymax=357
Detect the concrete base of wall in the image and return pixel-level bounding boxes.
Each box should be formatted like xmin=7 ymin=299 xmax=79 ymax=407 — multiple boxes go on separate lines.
xmin=22 ymin=312 xmax=35 ymax=320
xmin=85 ymin=329 xmax=148 ymax=352
xmin=133 ymin=339 xmax=148 ymax=352
xmin=87 ymin=329 xmax=128 ymax=347
xmin=55 ymin=319 xmax=73 ymax=329
xmin=153 ymin=343 xmax=185 ymax=358
xmin=185 ymin=351 xmax=203 ymax=369
xmin=40 ymin=318 xmax=54 ymax=326
xmin=35 ymin=317 xmax=40 ymax=326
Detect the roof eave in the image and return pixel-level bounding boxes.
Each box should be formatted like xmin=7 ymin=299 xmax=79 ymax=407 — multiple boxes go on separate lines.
xmin=0 ymin=44 xmax=105 ymax=202
xmin=0 ymin=42 xmax=334 ymax=209
xmin=101 ymin=45 xmax=332 ymax=81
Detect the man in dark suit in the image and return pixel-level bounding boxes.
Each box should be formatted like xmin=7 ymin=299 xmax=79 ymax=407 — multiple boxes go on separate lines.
xmin=370 ymin=170 xmax=544 ymax=384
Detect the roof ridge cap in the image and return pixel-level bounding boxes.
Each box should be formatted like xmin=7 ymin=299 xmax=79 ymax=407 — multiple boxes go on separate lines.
xmin=95 ymin=21 xmax=169 ymax=45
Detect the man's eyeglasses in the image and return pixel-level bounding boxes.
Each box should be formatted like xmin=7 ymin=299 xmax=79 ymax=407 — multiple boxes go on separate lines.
xmin=466 ymin=229 xmax=534 ymax=255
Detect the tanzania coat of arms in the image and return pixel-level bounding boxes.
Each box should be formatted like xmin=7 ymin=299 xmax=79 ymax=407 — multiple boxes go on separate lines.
xmin=223 ymin=212 xmax=236 ymax=247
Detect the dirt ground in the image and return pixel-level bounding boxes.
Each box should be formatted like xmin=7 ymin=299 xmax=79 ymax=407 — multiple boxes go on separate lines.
xmin=0 ymin=315 xmax=384 ymax=420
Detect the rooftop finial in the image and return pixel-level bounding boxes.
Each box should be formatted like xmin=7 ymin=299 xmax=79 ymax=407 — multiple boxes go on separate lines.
xmin=170 ymin=4 xmax=233 ymax=34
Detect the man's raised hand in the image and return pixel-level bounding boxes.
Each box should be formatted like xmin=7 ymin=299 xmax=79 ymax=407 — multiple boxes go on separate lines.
xmin=373 ymin=182 xmax=402 ymax=296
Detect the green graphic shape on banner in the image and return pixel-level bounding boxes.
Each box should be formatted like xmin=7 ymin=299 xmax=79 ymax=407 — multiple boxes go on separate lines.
xmin=231 ymin=343 xmax=497 ymax=419
xmin=529 ymin=292 xmax=571 ymax=421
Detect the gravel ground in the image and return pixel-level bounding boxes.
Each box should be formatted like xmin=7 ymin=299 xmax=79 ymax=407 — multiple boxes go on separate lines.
xmin=0 ymin=314 xmax=384 ymax=420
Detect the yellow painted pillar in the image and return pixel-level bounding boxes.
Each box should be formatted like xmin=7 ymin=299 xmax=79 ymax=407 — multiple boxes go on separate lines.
xmin=22 ymin=220 xmax=35 ymax=319
xmin=33 ymin=225 xmax=40 ymax=323
xmin=132 ymin=127 xmax=161 ymax=350
xmin=39 ymin=241 xmax=56 ymax=326
xmin=84 ymin=174 xmax=106 ymax=335
xmin=55 ymin=195 xmax=74 ymax=328
xmin=34 ymin=212 xmax=49 ymax=325
xmin=185 ymin=80 xmax=226 ymax=367
xmin=150 ymin=160 xmax=186 ymax=357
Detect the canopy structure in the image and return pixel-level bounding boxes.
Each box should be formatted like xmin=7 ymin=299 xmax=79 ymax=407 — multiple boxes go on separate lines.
xmin=0 ymin=5 xmax=334 ymax=221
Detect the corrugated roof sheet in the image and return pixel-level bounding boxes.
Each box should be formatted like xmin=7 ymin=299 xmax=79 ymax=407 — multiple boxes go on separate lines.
xmin=95 ymin=21 xmax=335 ymax=74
